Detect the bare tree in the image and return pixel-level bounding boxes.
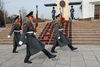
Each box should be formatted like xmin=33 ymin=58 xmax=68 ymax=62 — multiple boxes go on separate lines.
xmin=20 ymin=7 xmax=27 ymax=22
xmin=0 ymin=0 xmax=4 ymax=11
xmin=0 ymin=0 xmax=6 ymax=27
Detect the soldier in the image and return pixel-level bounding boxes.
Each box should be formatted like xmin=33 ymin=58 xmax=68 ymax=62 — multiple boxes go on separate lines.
xmin=8 ymin=15 xmax=21 ymax=53
xmin=19 ymin=11 xmax=56 ymax=63
xmin=70 ymin=5 xmax=75 ymax=19
xmin=51 ymin=7 xmax=56 ymax=20
xmin=51 ymin=14 xmax=77 ymax=53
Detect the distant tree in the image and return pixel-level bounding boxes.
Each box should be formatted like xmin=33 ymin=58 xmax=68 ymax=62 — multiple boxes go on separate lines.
xmin=40 ymin=14 xmax=44 ymax=20
xmin=0 ymin=0 xmax=5 ymax=27
xmin=20 ymin=7 xmax=27 ymax=22
xmin=0 ymin=0 xmax=4 ymax=11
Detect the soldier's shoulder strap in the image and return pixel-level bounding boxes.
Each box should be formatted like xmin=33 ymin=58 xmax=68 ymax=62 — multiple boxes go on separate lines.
xmin=12 ymin=22 xmax=17 ymax=27
xmin=23 ymin=21 xmax=30 ymax=27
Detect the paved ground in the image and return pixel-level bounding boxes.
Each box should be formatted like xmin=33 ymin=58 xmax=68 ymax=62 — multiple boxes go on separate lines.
xmin=0 ymin=28 xmax=5 ymax=32
xmin=0 ymin=45 xmax=100 ymax=67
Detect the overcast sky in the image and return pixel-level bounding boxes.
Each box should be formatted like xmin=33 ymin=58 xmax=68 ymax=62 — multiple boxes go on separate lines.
xmin=3 ymin=0 xmax=82 ymax=19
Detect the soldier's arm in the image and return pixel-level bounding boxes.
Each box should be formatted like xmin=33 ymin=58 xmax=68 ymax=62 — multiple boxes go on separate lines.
xmin=8 ymin=24 xmax=16 ymax=36
xmin=20 ymin=24 xmax=28 ymax=42
xmin=55 ymin=24 xmax=60 ymax=37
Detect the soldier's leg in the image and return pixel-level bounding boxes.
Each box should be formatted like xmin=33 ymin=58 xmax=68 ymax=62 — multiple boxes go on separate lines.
xmin=51 ymin=39 xmax=58 ymax=53
xmin=67 ymin=43 xmax=77 ymax=51
xmin=42 ymin=49 xmax=56 ymax=59
xmin=12 ymin=39 xmax=18 ymax=53
xmin=65 ymin=36 xmax=77 ymax=51
xmin=24 ymin=44 xmax=32 ymax=63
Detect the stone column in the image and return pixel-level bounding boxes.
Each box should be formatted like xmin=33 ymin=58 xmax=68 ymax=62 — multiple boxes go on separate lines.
xmin=64 ymin=0 xmax=69 ymax=20
xmin=57 ymin=0 xmax=69 ymax=20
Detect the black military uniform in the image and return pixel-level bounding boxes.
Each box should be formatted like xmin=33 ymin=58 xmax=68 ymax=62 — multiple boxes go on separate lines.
xmin=70 ymin=5 xmax=75 ymax=19
xmin=8 ymin=15 xmax=21 ymax=53
xmin=51 ymin=7 xmax=56 ymax=20
xmin=19 ymin=11 xmax=56 ymax=63
xmin=51 ymin=14 xmax=77 ymax=53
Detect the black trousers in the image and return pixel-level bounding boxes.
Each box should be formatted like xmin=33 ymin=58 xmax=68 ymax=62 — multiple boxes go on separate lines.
xmin=51 ymin=39 xmax=58 ymax=52
xmin=51 ymin=39 xmax=74 ymax=51
xmin=24 ymin=44 xmax=31 ymax=61
xmin=13 ymin=40 xmax=18 ymax=52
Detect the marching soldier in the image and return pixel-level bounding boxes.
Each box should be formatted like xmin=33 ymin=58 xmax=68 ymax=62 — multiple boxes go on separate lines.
xmin=8 ymin=15 xmax=21 ymax=53
xmin=51 ymin=14 xmax=77 ymax=53
xmin=19 ymin=11 xmax=56 ymax=63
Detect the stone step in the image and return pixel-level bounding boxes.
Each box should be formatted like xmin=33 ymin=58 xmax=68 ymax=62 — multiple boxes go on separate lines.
xmin=0 ymin=42 xmax=13 ymax=45
xmin=72 ymin=43 xmax=100 ymax=45
xmin=72 ymin=41 xmax=100 ymax=43
xmin=71 ymin=33 xmax=100 ymax=35
xmin=0 ymin=39 xmax=13 ymax=42
xmin=71 ymin=38 xmax=100 ymax=40
xmin=71 ymin=35 xmax=100 ymax=37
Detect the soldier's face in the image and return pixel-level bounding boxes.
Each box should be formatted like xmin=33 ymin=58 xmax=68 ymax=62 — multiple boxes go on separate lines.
xmin=15 ymin=18 xmax=19 ymax=22
xmin=28 ymin=16 xmax=34 ymax=22
xmin=57 ymin=17 xmax=60 ymax=21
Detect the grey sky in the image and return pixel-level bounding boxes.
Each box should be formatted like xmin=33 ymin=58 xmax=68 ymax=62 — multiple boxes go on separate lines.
xmin=4 ymin=0 xmax=82 ymax=19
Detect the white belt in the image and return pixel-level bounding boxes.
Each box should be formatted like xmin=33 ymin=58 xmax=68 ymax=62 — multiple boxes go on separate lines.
xmin=14 ymin=30 xmax=20 ymax=32
xmin=59 ymin=29 xmax=63 ymax=31
xmin=27 ymin=31 xmax=33 ymax=33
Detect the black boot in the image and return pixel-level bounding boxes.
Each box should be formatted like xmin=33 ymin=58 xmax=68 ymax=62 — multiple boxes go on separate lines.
xmin=12 ymin=51 xmax=18 ymax=53
xmin=51 ymin=50 xmax=57 ymax=53
xmin=24 ymin=60 xmax=32 ymax=63
xmin=71 ymin=47 xmax=78 ymax=51
xmin=68 ymin=44 xmax=77 ymax=51
xmin=24 ymin=57 xmax=32 ymax=64
xmin=42 ymin=49 xmax=56 ymax=59
xmin=51 ymin=46 xmax=57 ymax=53
xmin=24 ymin=53 xmax=32 ymax=63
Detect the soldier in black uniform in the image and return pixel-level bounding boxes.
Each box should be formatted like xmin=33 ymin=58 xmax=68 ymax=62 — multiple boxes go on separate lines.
xmin=51 ymin=14 xmax=77 ymax=53
xmin=70 ymin=5 xmax=75 ymax=19
xmin=8 ymin=15 xmax=21 ymax=53
xmin=19 ymin=11 xmax=56 ymax=63
xmin=51 ymin=7 xmax=56 ymax=20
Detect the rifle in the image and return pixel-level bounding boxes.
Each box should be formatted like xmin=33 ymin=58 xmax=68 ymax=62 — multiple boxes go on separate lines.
xmin=59 ymin=8 xmax=63 ymax=27
xmin=34 ymin=5 xmax=38 ymax=33
xmin=19 ymin=10 xmax=23 ymax=30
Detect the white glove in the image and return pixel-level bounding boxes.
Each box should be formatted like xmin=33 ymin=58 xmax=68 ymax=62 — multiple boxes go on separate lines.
xmin=34 ymin=33 xmax=36 ymax=35
xmin=59 ymin=29 xmax=63 ymax=31
xmin=58 ymin=37 xmax=60 ymax=39
xmin=8 ymin=35 xmax=11 ymax=38
xmin=19 ymin=41 xmax=23 ymax=46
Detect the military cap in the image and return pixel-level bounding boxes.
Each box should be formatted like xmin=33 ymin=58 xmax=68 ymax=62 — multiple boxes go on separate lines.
xmin=14 ymin=15 xmax=19 ymax=20
xmin=55 ymin=14 xmax=60 ymax=18
xmin=26 ymin=11 xmax=33 ymax=17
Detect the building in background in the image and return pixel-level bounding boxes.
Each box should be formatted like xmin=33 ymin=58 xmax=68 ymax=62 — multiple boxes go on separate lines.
xmin=80 ymin=0 xmax=100 ymax=20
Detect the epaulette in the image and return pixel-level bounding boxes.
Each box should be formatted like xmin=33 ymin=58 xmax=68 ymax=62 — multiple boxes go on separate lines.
xmin=24 ymin=21 xmax=28 ymax=24
xmin=23 ymin=21 xmax=28 ymax=27
xmin=13 ymin=22 xmax=16 ymax=24
xmin=12 ymin=22 xmax=16 ymax=26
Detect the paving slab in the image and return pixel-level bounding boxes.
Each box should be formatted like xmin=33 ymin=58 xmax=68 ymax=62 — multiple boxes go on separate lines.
xmin=0 ymin=45 xmax=100 ymax=67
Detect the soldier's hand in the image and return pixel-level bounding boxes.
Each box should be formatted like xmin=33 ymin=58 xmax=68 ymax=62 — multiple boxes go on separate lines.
xmin=19 ymin=41 xmax=23 ymax=46
xmin=8 ymin=35 xmax=11 ymax=38
xmin=58 ymin=37 xmax=60 ymax=39
xmin=59 ymin=29 xmax=63 ymax=31
xmin=34 ymin=33 xmax=36 ymax=35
